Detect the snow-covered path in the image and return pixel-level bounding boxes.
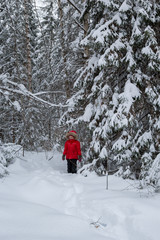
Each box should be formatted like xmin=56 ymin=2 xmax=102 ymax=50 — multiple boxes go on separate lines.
xmin=0 ymin=151 xmax=160 ymax=240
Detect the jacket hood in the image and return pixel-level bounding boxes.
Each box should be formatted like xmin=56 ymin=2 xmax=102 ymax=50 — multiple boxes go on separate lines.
xmin=66 ymin=130 xmax=78 ymax=140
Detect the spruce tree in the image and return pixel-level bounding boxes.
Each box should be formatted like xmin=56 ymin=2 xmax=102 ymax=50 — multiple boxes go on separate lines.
xmin=60 ymin=0 xmax=160 ymax=188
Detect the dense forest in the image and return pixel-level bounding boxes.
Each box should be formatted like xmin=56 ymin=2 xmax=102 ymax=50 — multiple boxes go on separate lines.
xmin=0 ymin=0 xmax=160 ymax=190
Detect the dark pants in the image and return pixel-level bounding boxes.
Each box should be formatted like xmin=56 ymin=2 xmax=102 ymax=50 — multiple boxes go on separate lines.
xmin=67 ymin=159 xmax=77 ymax=173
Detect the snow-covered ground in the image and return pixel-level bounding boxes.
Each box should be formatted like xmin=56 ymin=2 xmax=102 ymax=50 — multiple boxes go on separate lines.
xmin=0 ymin=151 xmax=160 ymax=240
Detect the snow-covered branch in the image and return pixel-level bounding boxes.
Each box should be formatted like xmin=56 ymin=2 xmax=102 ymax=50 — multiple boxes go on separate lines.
xmin=0 ymin=81 xmax=68 ymax=108
xmin=34 ymin=91 xmax=65 ymax=96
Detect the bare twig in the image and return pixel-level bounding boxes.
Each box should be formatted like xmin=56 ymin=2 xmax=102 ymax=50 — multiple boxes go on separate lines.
xmin=67 ymin=0 xmax=81 ymax=14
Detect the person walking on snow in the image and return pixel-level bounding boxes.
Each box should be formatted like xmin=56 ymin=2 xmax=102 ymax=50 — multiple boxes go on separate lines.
xmin=62 ymin=130 xmax=82 ymax=174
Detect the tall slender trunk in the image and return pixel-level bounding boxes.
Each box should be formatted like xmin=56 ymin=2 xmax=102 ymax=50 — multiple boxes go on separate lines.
xmin=12 ymin=114 xmax=16 ymax=143
xmin=82 ymin=0 xmax=89 ymax=58
xmin=58 ymin=0 xmax=70 ymax=99
xmin=24 ymin=0 xmax=32 ymax=92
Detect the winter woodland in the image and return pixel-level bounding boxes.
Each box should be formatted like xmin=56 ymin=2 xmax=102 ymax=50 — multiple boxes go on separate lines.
xmin=0 ymin=0 xmax=160 ymax=191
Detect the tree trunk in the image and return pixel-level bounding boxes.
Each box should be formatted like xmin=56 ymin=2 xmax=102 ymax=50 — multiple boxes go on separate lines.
xmin=24 ymin=0 xmax=32 ymax=92
xmin=58 ymin=0 xmax=70 ymax=99
xmin=82 ymin=0 xmax=89 ymax=58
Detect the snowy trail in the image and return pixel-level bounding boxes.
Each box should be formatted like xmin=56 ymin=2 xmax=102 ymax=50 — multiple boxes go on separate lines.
xmin=0 ymin=151 xmax=160 ymax=240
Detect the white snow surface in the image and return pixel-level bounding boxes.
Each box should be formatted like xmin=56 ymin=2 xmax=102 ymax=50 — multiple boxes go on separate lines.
xmin=0 ymin=151 xmax=160 ymax=240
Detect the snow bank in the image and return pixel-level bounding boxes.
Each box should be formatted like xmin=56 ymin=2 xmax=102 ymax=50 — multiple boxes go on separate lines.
xmin=0 ymin=151 xmax=160 ymax=240
xmin=0 ymin=143 xmax=23 ymax=177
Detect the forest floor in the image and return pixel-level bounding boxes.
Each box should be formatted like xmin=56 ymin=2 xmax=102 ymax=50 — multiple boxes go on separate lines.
xmin=0 ymin=151 xmax=160 ymax=240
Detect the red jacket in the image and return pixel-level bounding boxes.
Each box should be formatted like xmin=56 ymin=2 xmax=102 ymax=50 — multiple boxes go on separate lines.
xmin=63 ymin=139 xmax=81 ymax=159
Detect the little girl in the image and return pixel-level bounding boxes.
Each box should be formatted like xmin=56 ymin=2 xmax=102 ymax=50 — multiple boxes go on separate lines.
xmin=62 ymin=130 xmax=82 ymax=173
